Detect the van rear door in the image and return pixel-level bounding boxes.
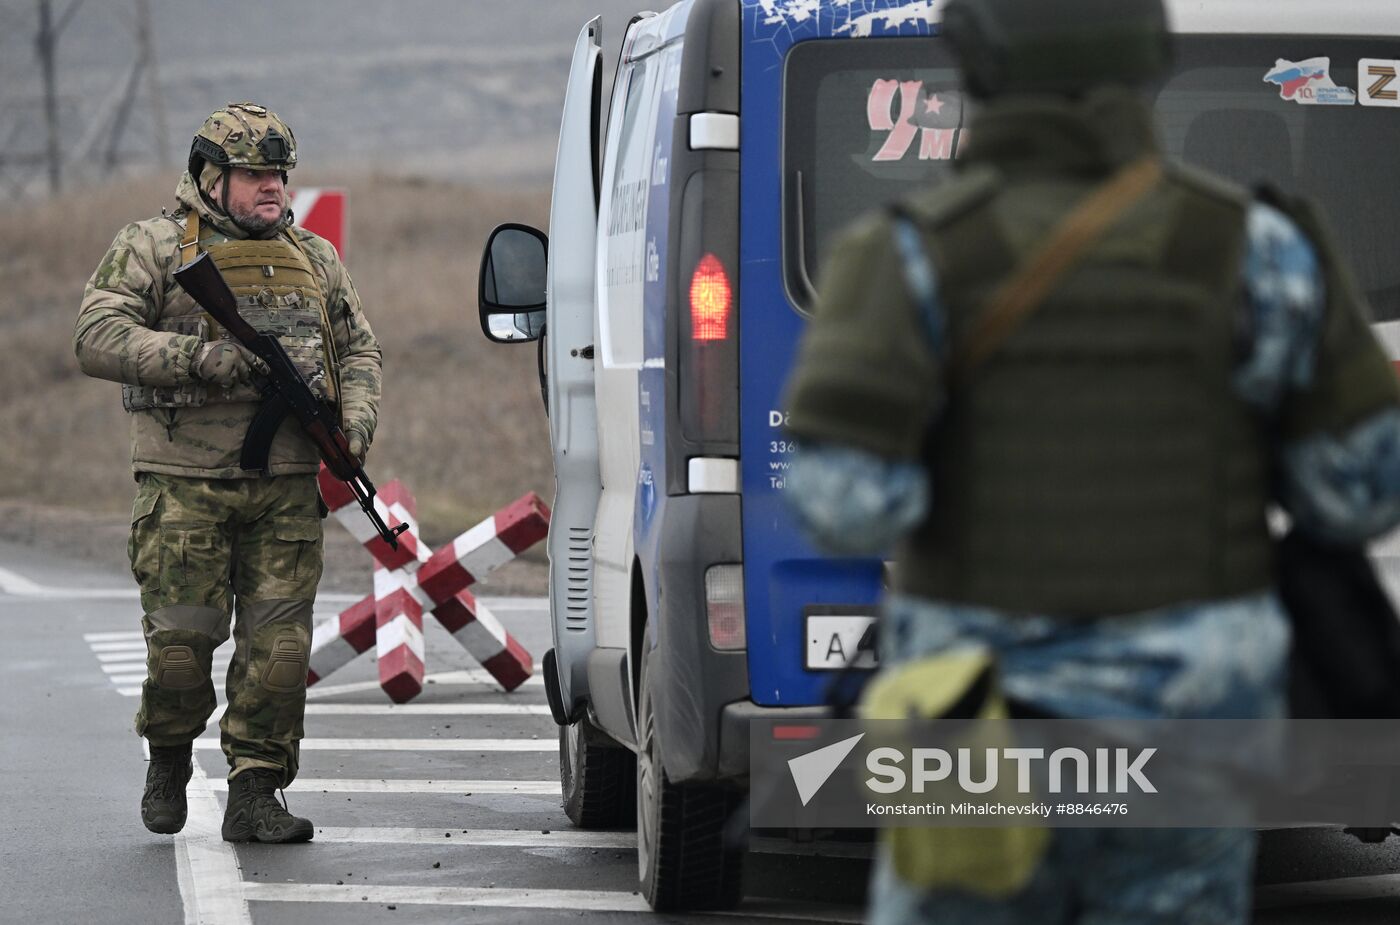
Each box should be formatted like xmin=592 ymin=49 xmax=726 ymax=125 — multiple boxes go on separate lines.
xmin=547 ymin=19 xmax=604 ymax=717
xmin=742 ymin=32 xmax=966 ymax=706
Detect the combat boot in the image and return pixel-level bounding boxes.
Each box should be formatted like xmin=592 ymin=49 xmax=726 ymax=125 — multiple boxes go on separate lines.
xmin=142 ymin=743 xmax=193 ymax=834
xmin=221 ymin=768 xmax=314 ymax=843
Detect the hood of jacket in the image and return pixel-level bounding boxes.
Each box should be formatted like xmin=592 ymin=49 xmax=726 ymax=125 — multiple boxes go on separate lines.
xmin=172 ymin=169 xmax=293 ymax=241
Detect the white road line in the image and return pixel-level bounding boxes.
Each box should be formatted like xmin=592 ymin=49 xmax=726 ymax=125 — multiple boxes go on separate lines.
xmin=91 ymin=641 xmax=148 ymax=653
xmin=98 ymin=652 xmax=147 ymax=664
xmin=100 ymin=660 xmax=147 ymax=671
xmin=84 ymin=631 xmax=145 ymax=642
xmin=306 ymin=669 xmax=542 ymax=699
xmin=175 ymin=757 xmax=252 ymax=925
xmin=204 ymin=778 xmax=561 ymax=795
xmin=475 ymin=596 xmax=549 ymax=612
xmin=311 ymin=827 xmax=870 ymax=860
xmin=316 ymin=827 xmax=634 ymax=849
xmin=207 ymin=703 xmax=551 ymax=721
xmin=193 ymin=737 xmax=554 ymax=752
xmin=108 ymin=673 xmax=151 ymax=685
xmin=241 ymin=883 xmax=863 ymax=921
xmin=1255 ymin=873 xmax=1400 ymax=910
xmin=243 ymin=882 xmax=653 ymax=912
xmin=117 ymin=686 xmax=143 ymax=697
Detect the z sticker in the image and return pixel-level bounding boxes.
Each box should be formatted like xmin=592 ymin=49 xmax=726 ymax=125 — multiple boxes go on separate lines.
xmin=1264 ymin=57 xmax=1357 ymax=106
xmin=1359 ymin=59 xmax=1400 ymax=108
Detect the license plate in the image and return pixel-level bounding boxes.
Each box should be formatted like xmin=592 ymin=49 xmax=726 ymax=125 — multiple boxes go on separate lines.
xmin=805 ymin=614 xmax=879 ymax=671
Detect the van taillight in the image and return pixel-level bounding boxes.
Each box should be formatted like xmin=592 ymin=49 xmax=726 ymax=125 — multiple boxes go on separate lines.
xmin=676 ymin=167 xmax=738 ymax=459
xmin=690 ymin=253 xmax=731 ymax=342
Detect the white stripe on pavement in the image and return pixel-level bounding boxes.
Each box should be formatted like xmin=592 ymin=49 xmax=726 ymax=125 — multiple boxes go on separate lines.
xmin=306 ymin=669 xmax=541 ymax=698
xmin=193 ymin=737 xmax=554 ymax=752
xmin=108 ymin=673 xmax=152 ymax=685
xmin=204 ymin=778 xmax=561 ymax=795
xmin=117 ymin=687 xmax=143 ymax=697
xmin=311 ymin=827 xmax=872 ymax=860
xmin=316 ymin=827 xmax=634 ymax=849
xmin=1255 ymin=873 xmax=1400 ymax=910
xmin=99 ymin=653 xmax=148 ymax=665
xmin=241 ymin=883 xmax=864 ymax=921
xmin=203 ymin=702 xmax=551 ymax=723
xmin=92 ymin=642 xmax=148 ymax=653
xmin=243 ymin=882 xmax=652 ymax=913
xmin=175 ymin=758 xmax=252 ymax=925
xmin=84 ymin=631 xmax=145 ymax=642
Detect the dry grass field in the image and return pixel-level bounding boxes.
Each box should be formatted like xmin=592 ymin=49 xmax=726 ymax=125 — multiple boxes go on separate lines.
xmin=0 ymin=172 xmax=555 ymax=590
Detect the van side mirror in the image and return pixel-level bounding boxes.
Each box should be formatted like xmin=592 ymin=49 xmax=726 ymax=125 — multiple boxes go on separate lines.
xmin=478 ymin=223 xmax=548 ymax=343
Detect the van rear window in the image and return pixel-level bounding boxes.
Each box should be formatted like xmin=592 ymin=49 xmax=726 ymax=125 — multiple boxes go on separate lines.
xmin=784 ymin=34 xmax=1400 ymax=322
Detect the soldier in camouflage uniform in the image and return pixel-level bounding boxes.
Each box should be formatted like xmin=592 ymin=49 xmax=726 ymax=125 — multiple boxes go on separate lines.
xmin=74 ymin=102 xmax=383 ymax=843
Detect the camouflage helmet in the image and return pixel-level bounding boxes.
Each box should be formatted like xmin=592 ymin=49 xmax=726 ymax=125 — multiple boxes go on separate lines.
xmin=941 ymin=0 xmax=1171 ymax=99
xmin=187 ymin=101 xmax=297 ymax=177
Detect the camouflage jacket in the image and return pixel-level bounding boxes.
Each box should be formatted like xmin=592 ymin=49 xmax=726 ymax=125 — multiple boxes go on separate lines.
xmin=74 ymin=172 xmax=382 ymax=479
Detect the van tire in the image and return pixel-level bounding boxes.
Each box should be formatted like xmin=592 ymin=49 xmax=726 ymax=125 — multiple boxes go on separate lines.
xmin=560 ymin=717 xmax=636 ymax=828
xmin=636 ymin=642 xmax=743 ymax=911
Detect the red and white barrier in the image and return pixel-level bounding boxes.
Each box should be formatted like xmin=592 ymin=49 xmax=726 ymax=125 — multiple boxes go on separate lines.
xmin=307 ymin=594 xmax=375 ymax=685
xmin=311 ymin=467 xmax=547 ymax=697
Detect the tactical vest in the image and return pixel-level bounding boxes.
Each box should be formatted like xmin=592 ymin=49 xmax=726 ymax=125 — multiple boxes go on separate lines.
xmin=902 ymin=165 xmax=1274 ymax=618
xmin=122 ymin=211 xmax=337 ymax=412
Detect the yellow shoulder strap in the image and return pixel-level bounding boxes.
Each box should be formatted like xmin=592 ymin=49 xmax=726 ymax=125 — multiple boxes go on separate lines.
xmin=177 ymin=210 xmax=201 ymax=264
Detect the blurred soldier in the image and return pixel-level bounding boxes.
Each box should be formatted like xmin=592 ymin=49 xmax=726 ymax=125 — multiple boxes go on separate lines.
xmin=74 ymin=102 xmax=382 ymax=842
xmin=783 ymin=0 xmax=1400 ymax=922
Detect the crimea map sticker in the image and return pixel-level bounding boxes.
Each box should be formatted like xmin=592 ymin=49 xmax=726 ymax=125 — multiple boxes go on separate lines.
xmin=1264 ymin=57 xmax=1357 ymax=105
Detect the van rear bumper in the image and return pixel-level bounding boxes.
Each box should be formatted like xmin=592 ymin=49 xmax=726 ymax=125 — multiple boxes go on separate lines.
xmin=716 ymin=701 xmax=829 ymax=781
xmin=649 ymin=493 xmax=828 ymax=786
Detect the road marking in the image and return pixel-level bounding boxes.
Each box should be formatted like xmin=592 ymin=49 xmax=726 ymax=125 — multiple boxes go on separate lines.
xmin=101 ymin=659 xmax=149 ymax=671
xmin=117 ymin=686 xmax=143 ymax=697
xmin=98 ymin=653 xmax=147 ymax=665
xmin=241 ymin=883 xmax=863 ymax=920
xmin=312 ymin=827 xmax=873 ymax=860
xmin=175 ymin=757 xmax=252 ymax=925
xmin=193 ymin=737 xmax=554 ymax=752
xmin=204 ymin=778 xmax=562 ymax=795
xmin=84 ymin=631 xmax=145 ymax=642
xmin=306 ymin=669 xmax=543 ymax=699
xmin=109 ymin=673 xmax=152 ymax=685
xmin=91 ymin=641 xmax=148 ymax=653
xmin=316 ymin=827 xmax=635 ymax=849
xmin=1255 ymin=872 xmax=1400 ymax=909
xmin=207 ymin=702 xmax=552 ymax=721
xmin=243 ymin=882 xmax=653 ymax=912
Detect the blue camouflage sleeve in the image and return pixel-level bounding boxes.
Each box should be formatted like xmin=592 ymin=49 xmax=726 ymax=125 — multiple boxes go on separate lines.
xmin=784 ymin=214 xmax=942 ymax=554
xmin=1236 ymin=202 xmax=1400 ymax=543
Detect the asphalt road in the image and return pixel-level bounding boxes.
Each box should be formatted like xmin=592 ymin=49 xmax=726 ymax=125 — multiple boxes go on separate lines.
xmin=3 ymin=538 xmax=1400 ymax=924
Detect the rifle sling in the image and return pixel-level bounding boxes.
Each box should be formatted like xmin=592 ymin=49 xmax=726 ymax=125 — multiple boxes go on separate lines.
xmin=954 ymin=156 xmax=1164 ymax=380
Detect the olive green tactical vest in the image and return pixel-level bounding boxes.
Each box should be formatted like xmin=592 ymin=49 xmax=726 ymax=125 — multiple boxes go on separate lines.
xmin=903 ymin=165 xmax=1274 ymax=618
xmin=122 ymin=218 xmax=334 ymax=412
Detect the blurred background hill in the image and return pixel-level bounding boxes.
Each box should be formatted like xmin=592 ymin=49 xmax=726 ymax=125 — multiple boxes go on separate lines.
xmin=0 ymin=0 xmax=651 ymax=589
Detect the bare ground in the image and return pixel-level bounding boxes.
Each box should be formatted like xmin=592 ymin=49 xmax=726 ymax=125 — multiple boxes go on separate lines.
xmin=0 ymin=171 xmax=554 ymax=597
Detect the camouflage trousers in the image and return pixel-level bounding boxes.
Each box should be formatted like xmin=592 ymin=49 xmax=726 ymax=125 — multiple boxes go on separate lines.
xmin=129 ymin=472 xmax=323 ymax=785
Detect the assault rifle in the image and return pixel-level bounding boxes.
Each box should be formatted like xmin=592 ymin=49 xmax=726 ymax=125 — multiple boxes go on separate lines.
xmin=173 ymin=251 xmax=408 ymax=550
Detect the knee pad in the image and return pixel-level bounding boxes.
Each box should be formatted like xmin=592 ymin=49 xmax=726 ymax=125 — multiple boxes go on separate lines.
xmin=154 ymin=645 xmax=203 ymax=690
xmin=147 ymin=637 xmax=213 ymax=691
xmin=257 ymin=627 xmax=309 ymax=694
